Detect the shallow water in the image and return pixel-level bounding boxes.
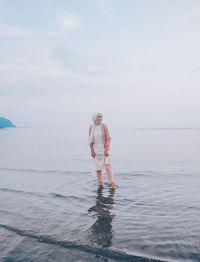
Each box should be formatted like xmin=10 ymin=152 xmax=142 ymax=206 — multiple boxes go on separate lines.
xmin=0 ymin=127 xmax=200 ymax=262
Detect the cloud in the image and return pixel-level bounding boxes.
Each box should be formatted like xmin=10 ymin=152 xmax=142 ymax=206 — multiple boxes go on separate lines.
xmin=87 ymin=0 xmax=111 ymax=9
xmin=88 ymin=66 xmax=101 ymax=73
xmin=98 ymin=0 xmax=111 ymax=9
xmin=0 ymin=24 xmax=29 ymax=37
xmin=52 ymin=46 xmax=102 ymax=75
xmin=58 ymin=12 xmax=79 ymax=30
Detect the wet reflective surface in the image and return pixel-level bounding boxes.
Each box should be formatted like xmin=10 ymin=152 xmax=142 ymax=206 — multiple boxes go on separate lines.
xmin=87 ymin=187 xmax=115 ymax=248
xmin=0 ymin=127 xmax=200 ymax=262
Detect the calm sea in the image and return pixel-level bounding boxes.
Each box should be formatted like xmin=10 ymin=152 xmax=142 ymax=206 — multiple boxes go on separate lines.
xmin=0 ymin=127 xmax=199 ymax=262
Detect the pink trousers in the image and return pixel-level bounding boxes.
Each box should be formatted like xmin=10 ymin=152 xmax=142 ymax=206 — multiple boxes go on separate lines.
xmin=96 ymin=161 xmax=114 ymax=184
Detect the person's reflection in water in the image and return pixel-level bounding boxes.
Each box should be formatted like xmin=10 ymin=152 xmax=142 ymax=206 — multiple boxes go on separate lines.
xmin=87 ymin=187 xmax=115 ymax=248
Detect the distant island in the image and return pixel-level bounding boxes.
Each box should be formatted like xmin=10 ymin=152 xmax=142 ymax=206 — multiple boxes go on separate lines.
xmin=0 ymin=117 xmax=16 ymax=128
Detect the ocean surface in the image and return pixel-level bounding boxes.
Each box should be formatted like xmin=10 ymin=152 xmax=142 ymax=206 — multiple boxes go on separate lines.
xmin=0 ymin=127 xmax=199 ymax=262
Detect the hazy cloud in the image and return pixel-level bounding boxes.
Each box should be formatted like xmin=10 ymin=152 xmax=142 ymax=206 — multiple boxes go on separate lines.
xmin=52 ymin=45 xmax=102 ymax=75
xmin=58 ymin=12 xmax=79 ymax=30
xmin=0 ymin=24 xmax=29 ymax=37
xmin=87 ymin=0 xmax=111 ymax=9
xmin=0 ymin=0 xmax=200 ymax=128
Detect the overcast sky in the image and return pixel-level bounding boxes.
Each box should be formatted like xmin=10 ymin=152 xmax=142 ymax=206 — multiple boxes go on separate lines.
xmin=0 ymin=0 xmax=200 ymax=128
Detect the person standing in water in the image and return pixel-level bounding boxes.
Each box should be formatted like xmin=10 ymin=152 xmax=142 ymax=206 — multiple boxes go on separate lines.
xmin=88 ymin=112 xmax=115 ymax=189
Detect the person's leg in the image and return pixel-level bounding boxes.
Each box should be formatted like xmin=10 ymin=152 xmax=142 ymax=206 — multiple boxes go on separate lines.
xmin=105 ymin=164 xmax=114 ymax=184
xmin=97 ymin=170 xmax=103 ymax=184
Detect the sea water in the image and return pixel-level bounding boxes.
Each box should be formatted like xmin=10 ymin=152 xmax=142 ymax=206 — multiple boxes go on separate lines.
xmin=0 ymin=127 xmax=199 ymax=262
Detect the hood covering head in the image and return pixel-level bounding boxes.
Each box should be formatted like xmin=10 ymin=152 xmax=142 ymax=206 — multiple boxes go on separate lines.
xmin=92 ymin=112 xmax=102 ymax=123
xmin=89 ymin=112 xmax=102 ymax=145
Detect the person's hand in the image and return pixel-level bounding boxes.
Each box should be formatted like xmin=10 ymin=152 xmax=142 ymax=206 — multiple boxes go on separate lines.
xmin=104 ymin=149 xmax=109 ymax=156
xmin=91 ymin=149 xmax=96 ymax=158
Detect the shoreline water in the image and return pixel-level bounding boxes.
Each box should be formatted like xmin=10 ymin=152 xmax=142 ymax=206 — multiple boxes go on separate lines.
xmin=0 ymin=127 xmax=199 ymax=262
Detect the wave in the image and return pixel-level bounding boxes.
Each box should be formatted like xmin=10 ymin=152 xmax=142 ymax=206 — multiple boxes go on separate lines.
xmin=0 ymin=187 xmax=83 ymax=202
xmin=0 ymin=167 xmax=89 ymax=175
xmin=0 ymin=223 xmax=168 ymax=262
xmin=0 ymin=167 xmax=161 ymax=177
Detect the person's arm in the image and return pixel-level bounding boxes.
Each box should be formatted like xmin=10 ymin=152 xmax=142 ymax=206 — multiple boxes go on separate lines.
xmin=104 ymin=125 xmax=111 ymax=155
xmin=89 ymin=125 xmax=95 ymax=157
xmin=89 ymin=125 xmax=93 ymax=149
